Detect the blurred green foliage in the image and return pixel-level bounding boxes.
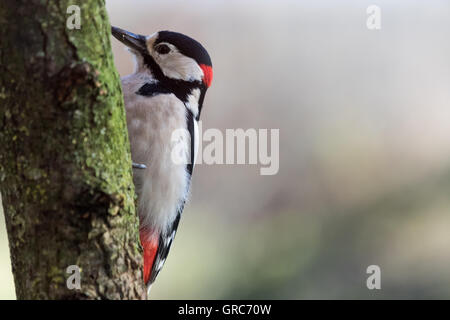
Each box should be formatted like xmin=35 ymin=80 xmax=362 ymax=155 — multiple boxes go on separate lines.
xmin=148 ymin=168 xmax=450 ymax=299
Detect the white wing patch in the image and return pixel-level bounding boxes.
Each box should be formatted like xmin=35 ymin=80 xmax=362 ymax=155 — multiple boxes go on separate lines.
xmin=193 ymin=118 xmax=199 ymax=166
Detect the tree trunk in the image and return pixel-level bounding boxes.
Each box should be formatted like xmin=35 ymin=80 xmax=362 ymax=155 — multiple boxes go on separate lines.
xmin=0 ymin=0 xmax=146 ymax=299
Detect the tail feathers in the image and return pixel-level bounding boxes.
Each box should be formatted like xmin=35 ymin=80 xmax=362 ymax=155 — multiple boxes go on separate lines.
xmin=139 ymin=212 xmax=182 ymax=295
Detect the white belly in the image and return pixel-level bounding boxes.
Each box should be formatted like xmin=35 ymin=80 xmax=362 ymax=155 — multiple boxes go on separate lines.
xmin=123 ymin=79 xmax=190 ymax=234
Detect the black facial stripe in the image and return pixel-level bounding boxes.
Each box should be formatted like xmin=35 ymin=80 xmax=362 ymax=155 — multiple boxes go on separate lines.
xmin=141 ymin=53 xmax=205 ymax=104
xmin=156 ymin=31 xmax=212 ymax=67
xmin=142 ymin=52 xmax=165 ymax=79
xmin=136 ymin=82 xmax=171 ymax=97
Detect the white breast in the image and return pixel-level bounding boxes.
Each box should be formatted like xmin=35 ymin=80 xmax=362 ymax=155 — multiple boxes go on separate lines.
xmin=122 ymin=76 xmax=191 ymax=235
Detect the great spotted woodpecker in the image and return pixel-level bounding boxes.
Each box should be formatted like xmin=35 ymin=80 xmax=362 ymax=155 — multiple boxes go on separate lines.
xmin=111 ymin=26 xmax=213 ymax=294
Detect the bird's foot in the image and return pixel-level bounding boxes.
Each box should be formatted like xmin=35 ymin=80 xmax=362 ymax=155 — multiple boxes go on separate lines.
xmin=132 ymin=162 xmax=147 ymax=169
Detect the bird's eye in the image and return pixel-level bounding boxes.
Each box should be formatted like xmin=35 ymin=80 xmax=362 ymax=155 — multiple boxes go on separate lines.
xmin=155 ymin=44 xmax=171 ymax=54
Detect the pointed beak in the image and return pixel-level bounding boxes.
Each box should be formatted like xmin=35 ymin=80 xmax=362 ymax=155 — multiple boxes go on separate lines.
xmin=111 ymin=26 xmax=147 ymax=53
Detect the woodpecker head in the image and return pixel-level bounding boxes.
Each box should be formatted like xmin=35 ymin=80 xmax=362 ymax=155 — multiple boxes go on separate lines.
xmin=112 ymin=26 xmax=213 ymax=101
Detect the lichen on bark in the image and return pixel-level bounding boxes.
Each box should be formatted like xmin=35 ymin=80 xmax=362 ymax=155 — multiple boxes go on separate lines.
xmin=0 ymin=0 xmax=146 ymax=299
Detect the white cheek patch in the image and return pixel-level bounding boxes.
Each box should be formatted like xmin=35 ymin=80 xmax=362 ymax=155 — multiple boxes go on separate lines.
xmin=158 ymin=53 xmax=203 ymax=82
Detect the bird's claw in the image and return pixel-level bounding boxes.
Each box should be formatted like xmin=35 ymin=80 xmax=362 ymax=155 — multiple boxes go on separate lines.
xmin=132 ymin=162 xmax=147 ymax=169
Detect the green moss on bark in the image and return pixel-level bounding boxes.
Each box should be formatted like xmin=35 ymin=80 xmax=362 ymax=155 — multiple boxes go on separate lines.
xmin=0 ymin=0 xmax=145 ymax=299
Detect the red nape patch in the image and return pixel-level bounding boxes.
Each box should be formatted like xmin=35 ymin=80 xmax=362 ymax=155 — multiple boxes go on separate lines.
xmin=140 ymin=230 xmax=158 ymax=285
xmin=200 ymin=64 xmax=213 ymax=88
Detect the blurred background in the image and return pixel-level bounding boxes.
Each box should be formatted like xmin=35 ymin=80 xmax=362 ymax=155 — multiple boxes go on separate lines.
xmin=1 ymin=0 xmax=450 ymax=299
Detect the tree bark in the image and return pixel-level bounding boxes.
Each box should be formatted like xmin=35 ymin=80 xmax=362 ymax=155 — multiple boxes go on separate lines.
xmin=0 ymin=0 xmax=146 ymax=299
